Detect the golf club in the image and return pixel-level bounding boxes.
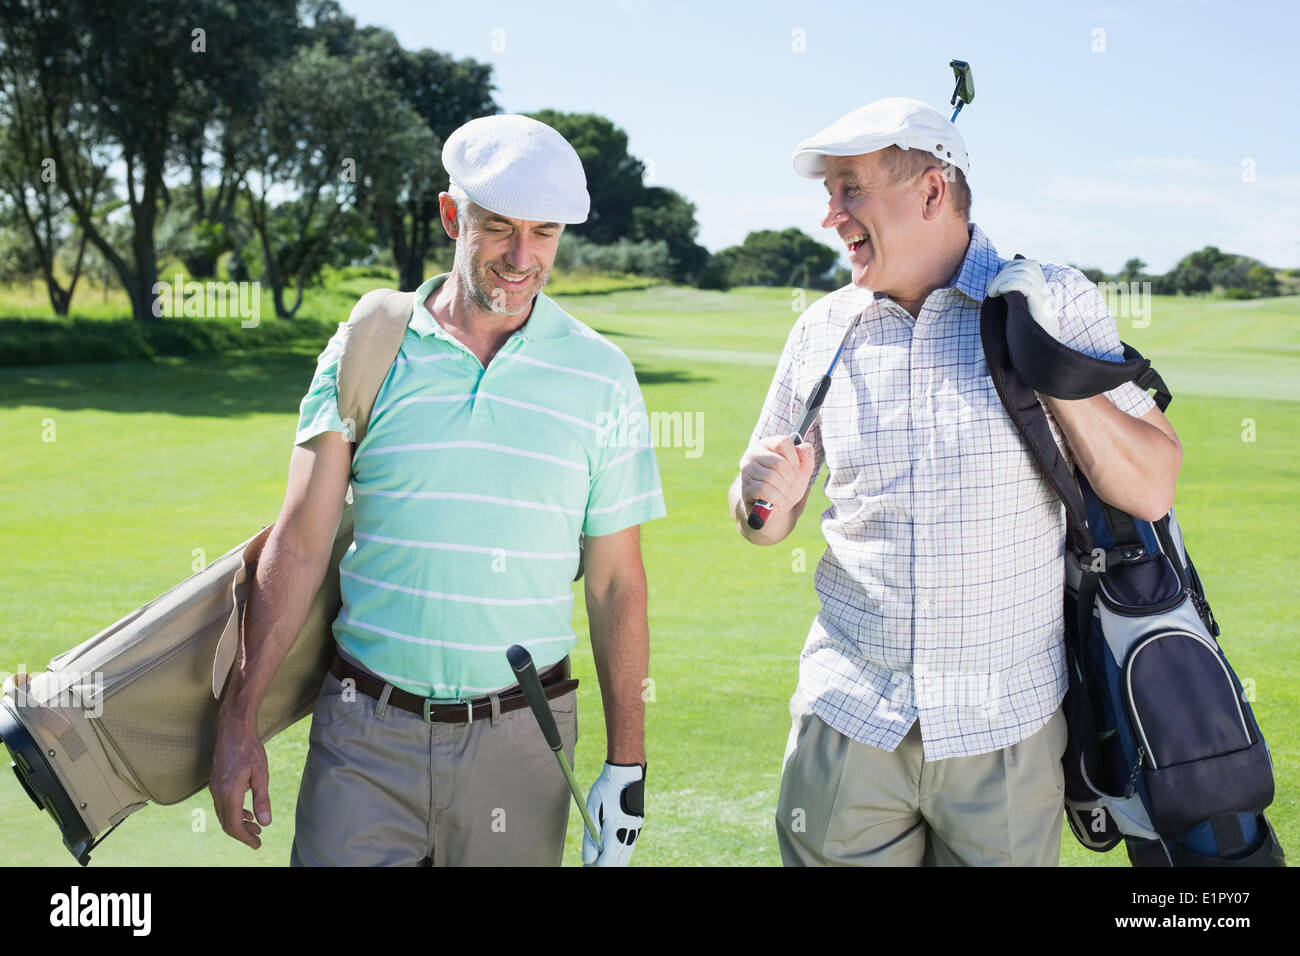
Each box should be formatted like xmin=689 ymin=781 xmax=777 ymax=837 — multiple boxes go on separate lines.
xmin=746 ymin=315 xmax=859 ymax=530
xmin=505 ymin=643 xmax=602 ymax=854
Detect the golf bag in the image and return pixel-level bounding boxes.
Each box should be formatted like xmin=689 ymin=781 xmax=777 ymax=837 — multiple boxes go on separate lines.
xmin=981 ymin=272 xmax=1284 ymax=867
xmin=0 ymin=289 xmax=415 ymax=864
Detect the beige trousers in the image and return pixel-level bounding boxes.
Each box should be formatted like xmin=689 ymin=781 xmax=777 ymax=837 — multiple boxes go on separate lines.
xmin=290 ymin=666 xmax=577 ymax=866
xmin=775 ymin=692 xmax=1068 ymax=866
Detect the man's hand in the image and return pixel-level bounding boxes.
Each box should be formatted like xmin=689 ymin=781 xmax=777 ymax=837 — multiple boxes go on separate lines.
xmin=738 ymin=434 xmax=816 ymax=519
xmin=582 ymin=762 xmax=645 ymax=867
xmin=210 ymin=715 xmax=273 ymax=850
xmin=987 ymin=258 xmax=1061 ymax=340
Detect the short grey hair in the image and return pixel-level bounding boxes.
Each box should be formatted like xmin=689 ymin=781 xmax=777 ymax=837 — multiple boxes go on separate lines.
xmin=875 ymin=144 xmax=972 ymax=222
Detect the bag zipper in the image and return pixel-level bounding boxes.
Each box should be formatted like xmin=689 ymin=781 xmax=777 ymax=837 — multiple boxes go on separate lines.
xmin=1150 ymin=518 xmax=1220 ymax=636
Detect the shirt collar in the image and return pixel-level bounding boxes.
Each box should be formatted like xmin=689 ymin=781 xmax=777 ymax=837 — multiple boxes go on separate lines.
xmin=866 ymin=220 xmax=998 ymax=310
xmin=407 ymin=273 xmax=571 ymax=343
xmin=948 ymin=221 xmax=999 ymax=303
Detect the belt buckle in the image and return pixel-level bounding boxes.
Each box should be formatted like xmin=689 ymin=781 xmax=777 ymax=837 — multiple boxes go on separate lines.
xmin=421 ymin=698 xmax=474 ymax=723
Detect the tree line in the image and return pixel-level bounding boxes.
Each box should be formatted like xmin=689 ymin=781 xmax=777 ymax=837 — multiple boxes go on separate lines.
xmin=0 ymin=0 xmax=719 ymax=321
xmin=1074 ymin=249 xmax=1292 ymax=299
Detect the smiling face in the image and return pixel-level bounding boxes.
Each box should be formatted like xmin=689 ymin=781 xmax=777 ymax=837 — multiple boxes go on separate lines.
xmin=821 ymin=151 xmax=943 ymax=297
xmin=441 ymin=192 xmax=563 ymax=317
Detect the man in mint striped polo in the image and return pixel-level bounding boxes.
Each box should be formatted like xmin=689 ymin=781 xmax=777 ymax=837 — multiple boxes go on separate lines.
xmin=210 ymin=115 xmax=664 ymax=867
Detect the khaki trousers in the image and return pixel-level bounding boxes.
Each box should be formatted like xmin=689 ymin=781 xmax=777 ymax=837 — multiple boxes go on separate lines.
xmin=290 ymin=665 xmax=577 ymax=867
xmin=775 ymin=692 xmax=1068 ymax=866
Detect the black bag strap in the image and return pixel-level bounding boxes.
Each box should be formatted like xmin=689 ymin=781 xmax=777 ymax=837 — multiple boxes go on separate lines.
xmin=1123 ymin=343 xmax=1172 ymax=413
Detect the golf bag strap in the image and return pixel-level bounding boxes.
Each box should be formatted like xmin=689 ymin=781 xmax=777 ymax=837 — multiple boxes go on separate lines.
xmin=1102 ymin=501 xmax=1144 ymax=552
xmin=1072 ymin=567 xmax=1107 ymax=774
xmin=337 ymin=288 xmax=418 ymax=448
xmin=980 ymin=287 xmax=1093 ymax=556
xmin=1126 ymin=343 xmax=1172 ymax=413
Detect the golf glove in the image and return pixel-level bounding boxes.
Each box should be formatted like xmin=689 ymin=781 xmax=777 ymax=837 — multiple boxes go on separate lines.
xmin=987 ymin=258 xmax=1061 ymax=340
xmin=582 ymin=761 xmax=645 ymax=867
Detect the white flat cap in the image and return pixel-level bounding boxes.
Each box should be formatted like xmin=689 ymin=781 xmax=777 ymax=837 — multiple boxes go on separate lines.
xmin=792 ymin=96 xmax=970 ymax=179
xmin=442 ymin=114 xmax=590 ymax=223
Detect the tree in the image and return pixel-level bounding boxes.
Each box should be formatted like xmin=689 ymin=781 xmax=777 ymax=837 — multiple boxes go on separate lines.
xmin=1165 ymin=246 xmax=1265 ymax=296
xmin=1247 ymin=265 xmax=1279 ymax=297
xmin=526 ymin=110 xmax=646 ymax=244
xmin=627 ymin=187 xmax=710 ymax=283
xmin=1120 ymin=258 xmax=1146 ymax=282
xmin=359 ymin=30 xmax=498 ymax=290
xmin=0 ymin=0 xmax=300 ymax=321
xmin=1069 ymin=264 xmax=1107 ymax=285
xmin=243 ymin=44 xmax=418 ymax=317
xmin=0 ymin=88 xmax=100 ymax=314
xmin=0 ymin=202 xmax=43 ymax=288
xmin=713 ymin=228 xmax=840 ymax=289
xmin=170 ymin=7 xmax=303 ymax=278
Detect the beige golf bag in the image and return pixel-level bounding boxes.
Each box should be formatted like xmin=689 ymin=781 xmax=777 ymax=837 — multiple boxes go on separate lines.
xmin=0 ymin=290 xmax=415 ymax=864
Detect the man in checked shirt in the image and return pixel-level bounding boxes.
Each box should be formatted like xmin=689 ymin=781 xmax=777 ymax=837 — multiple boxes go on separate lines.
xmin=728 ymin=98 xmax=1183 ymax=866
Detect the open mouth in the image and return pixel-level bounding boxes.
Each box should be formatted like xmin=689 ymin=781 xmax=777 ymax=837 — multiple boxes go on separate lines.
xmin=492 ymin=267 xmax=533 ymax=286
xmin=845 ymin=232 xmax=871 ymax=254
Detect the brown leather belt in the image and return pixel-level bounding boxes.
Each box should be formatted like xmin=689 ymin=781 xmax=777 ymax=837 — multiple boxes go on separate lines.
xmin=330 ymin=651 xmax=577 ymax=724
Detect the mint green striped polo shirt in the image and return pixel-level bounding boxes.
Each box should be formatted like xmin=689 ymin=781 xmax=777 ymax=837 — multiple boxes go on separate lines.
xmin=294 ymin=273 xmax=666 ymax=699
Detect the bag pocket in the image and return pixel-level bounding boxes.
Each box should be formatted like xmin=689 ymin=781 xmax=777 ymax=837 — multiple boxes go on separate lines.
xmin=1124 ymin=629 xmax=1274 ymax=835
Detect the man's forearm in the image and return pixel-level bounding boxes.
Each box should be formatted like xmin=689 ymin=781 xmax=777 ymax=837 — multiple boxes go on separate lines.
xmin=219 ymin=529 xmax=333 ymax=732
xmin=1042 ymin=394 xmax=1182 ymax=521
xmin=586 ymin=573 xmax=649 ymax=766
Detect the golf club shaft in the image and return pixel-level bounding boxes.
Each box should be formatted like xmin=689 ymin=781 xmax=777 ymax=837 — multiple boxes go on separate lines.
xmin=746 ymin=318 xmax=858 ymax=530
xmin=506 ymin=644 xmax=603 ymax=853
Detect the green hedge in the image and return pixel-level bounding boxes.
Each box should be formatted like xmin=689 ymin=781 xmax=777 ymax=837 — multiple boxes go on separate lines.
xmin=0 ymin=315 xmax=337 ymax=367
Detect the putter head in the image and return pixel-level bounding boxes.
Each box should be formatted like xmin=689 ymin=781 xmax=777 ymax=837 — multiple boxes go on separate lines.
xmin=949 ymin=59 xmax=974 ymax=108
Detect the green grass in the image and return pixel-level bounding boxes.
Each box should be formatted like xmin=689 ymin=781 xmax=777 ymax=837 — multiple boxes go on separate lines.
xmin=0 ymin=286 xmax=1295 ymax=866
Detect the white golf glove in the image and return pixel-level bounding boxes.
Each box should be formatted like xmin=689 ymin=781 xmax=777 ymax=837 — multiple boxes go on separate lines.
xmin=582 ymin=762 xmax=645 ymax=867
xmin=987 ymin=258 xmax=1061 ymax=340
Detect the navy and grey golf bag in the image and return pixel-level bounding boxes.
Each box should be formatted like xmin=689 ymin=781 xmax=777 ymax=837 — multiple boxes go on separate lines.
xmin=981 ymin=270 xmax=1285 ymax=867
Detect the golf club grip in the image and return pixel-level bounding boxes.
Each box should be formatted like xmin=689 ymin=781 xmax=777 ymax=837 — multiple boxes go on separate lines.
xmin=745 ymin=433 xmax=803 ymax=530
xmin=506 ymin=644 xmax=562 ymax=752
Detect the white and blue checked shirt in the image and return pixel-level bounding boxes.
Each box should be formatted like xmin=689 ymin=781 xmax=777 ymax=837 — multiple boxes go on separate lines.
xmin=751 ymin=222 xmax=1156 ymax=759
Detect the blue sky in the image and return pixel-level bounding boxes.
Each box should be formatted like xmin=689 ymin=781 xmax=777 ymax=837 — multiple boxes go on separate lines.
xmin=341 ymin=0 xmax=1298 ymax=273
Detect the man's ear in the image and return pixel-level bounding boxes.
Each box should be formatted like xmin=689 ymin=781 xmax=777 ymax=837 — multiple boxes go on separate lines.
xmin=919 ymin=167 xmax=948 ymax=222
xmin=438 ymin=193 xmax=459 ymax=240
